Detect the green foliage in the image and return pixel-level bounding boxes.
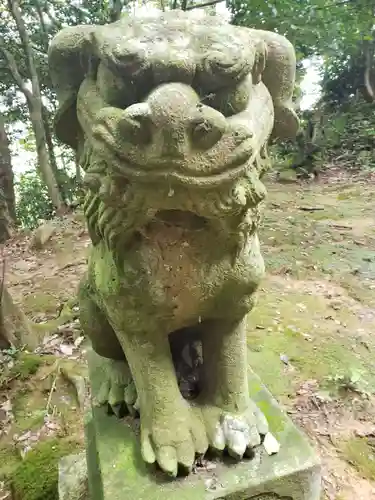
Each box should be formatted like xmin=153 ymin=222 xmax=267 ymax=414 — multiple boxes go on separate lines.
xmin=15 ymin=166 xmax=81 ymax=229
xmin=319 ymin=101 xmax=375 ymax=170
xmin=326 ymin=368 xmax=370 ymax=396
xmin=10 ymin=353 xmax=42 ymax=381
xmin=0 ymin=0 xmax=128 ymax=123
xmin=11 ymin=438 xmax=78 ymax=500
xmin=228 ymin=0 xmax=375 ymax=110
xmin=340 ymin=437 xmax=375 ymax=481
xmin=56 ymin=169 xmax=81 ymax=207
xmin=272 ymin=100 xmax=375 ymax=175
xmin=0 ymin=352 xmax=42 ymax=389
xmin=228 ymin=0 xmax=346 ymax=57
xmin=228 ymin=0 xmax=373 ymax=60
xmin=15 ymin=170 xmax=54 ymax=229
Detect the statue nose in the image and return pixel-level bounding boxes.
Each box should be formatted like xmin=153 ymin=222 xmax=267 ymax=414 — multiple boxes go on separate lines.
xmin=188 ymin=104 xmax=227 ymax=152
xmin=118 ymin=103 xmax=152 ymax=146
xmin=119 ymin=83 xmax=227 ymax=155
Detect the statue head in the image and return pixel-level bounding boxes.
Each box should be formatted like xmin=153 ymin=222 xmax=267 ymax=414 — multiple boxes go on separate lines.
xmin=49 ymin=11 xmax=297 ymax=245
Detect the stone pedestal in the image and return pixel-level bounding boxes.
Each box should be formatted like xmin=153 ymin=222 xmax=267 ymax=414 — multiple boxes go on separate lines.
xmin=58 ymin=452 xmax=88 ymax=500
xmin=85 ymin=351 xmax=321 ymax=500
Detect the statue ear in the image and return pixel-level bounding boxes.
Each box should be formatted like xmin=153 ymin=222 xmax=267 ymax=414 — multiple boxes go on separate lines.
xmin=48 ymin=25 xmax=97 ymax=150
xmin=252 ymin=41 xmax=267 ymax=84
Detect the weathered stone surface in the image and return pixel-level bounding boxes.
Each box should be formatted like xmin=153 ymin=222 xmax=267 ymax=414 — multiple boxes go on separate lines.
xmin=49 ymin=8 xmax=304 ymax=479
xmin=30 ymin=221 xmax=56 ymax=249
xmin=58 ymin=452 xmax=88 ymax=500
xmin=86 ymin=347 xmax=321 ymax=499
xmin=244 ymin=495 xmax=291 ymax=499
xmin=250 ymin=495 xmax=291 ymax=499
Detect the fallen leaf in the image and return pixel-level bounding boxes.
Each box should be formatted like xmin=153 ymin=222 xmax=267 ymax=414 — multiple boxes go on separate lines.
xmin=59 ymin=344 xmax=74 ymax=356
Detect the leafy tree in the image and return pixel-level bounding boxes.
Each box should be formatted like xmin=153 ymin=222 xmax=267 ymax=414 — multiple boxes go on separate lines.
xmin=0 ymin=0 xmax=65 ymax=211
xmin=0 ymin=0 xmax=132 ymax=214
xmin=0 ymin=114 xmax=16 ymax=232
xmin=227 ymin=0 xmax=375 ymax=106
xmin=15 ymin=169 xmax=54 ymax=229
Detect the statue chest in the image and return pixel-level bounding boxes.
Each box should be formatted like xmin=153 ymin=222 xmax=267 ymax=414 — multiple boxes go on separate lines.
xmin=90 ymin=227 xmax=264 ymax=328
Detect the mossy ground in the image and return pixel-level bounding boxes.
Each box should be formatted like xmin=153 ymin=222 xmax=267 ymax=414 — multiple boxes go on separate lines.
xmin=0 ymin=352 xmax=86 ymax=496
xmin=249 ymin=178 xmax=375 ymax=499
xmin=1 ymin=177 xmax=374 ymax=499
xmin=338 ymin=437 xmax=375 ymax=481
xmin=11 ymin=437 xmax=80 ymax=500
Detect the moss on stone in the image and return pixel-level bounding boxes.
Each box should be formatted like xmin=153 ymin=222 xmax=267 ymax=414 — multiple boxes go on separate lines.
xmin=11 ymin=438 xmax=81 ymax=500
xmin=0 ymin=353 xmax=42 ymax=389
xmin=15 ymin=412 xmax=46 ymax=434
xmin=339 ymin=437 xmax=375 ymax=481
xmin=0 ymin=446 xmax=20 ymax=480
xmin=10 ymin=353 xmax=42 ymax=380
xmin=22 ymin=292 xmax=58 ymax=317
xmin=30 ymin=298 xmax=77 ymax=343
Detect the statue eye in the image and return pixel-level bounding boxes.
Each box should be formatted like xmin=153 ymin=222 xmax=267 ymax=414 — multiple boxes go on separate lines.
xmin=97 ymin=62 xmax=137 ymax=109
xmin=197 ymin=79 xmax=251 ymax=118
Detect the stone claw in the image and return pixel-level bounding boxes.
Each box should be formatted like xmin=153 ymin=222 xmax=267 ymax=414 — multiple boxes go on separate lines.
xmin=201 ymin=399 xmax=268 ymax=459
xmin=92 ymin=358 xmax=137 ymax=417
xmin=140 ymin=403 xmax=208 ymax=477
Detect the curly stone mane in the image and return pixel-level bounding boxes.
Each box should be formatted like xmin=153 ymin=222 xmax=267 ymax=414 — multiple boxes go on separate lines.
xmin=81 ymin=144 xmax=269 ymax=258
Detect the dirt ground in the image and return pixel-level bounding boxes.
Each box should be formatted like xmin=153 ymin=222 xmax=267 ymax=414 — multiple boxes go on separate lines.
xmin=1 ymin=172 xmax=375 ymax=499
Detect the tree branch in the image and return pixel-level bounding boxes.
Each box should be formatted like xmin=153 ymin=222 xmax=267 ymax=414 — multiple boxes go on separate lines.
xmin=109 ymin=0 xmax=124 ymax=22
xmin=185 ymin=0 xmax=224 ymax=11
xmin=8 ymin=0 xmax=42 ymax=99
xmin=33 ymin=0 xmax=50 ymax=52
xmin=43 ymin=4 xmax=63 ymax=30
xmin=0 ymin=41 xmax=32 ymax=101
xmin=363 ymin=40 xmax=375 ymax=103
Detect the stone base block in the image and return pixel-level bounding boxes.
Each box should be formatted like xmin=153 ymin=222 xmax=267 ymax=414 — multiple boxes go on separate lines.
xmin=85 ymin=352 xmax=321 ymax=499
xmin=58 ymin=452 xmax=88 ymax=500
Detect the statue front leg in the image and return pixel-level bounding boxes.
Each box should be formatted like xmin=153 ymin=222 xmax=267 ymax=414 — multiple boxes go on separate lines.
xmin=79 ymin=279 xmax=137 ymax=416
xmin=199 ymin=317 xmax=268 ymax=458
xmin=115 ymin=327 xmax=208 ymax=476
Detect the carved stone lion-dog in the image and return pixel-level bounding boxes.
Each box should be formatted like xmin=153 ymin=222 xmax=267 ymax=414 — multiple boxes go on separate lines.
xmin=49 ymin=10 xmax=298 ymax=477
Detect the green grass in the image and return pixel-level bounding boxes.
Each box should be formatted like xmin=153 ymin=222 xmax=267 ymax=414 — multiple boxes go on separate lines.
xmin=11 ymin=438 xmax=81 ymax=500
xmin=339 ymin=437 xmax=375 ymax=481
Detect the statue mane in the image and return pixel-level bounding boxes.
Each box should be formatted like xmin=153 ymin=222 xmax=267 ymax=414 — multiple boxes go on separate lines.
xmin=82 ymin=149 xmax=268 ymax=258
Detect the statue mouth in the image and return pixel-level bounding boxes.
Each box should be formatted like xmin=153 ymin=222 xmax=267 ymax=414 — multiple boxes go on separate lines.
xmin=95 ymin=128 xmax=255 ymax=187
xmin=116 ymin=149 xmax=254 ymax=186
xmin=153 ymin=210 xmax=208 ymax=229
xmin=89 ymin=80 xmax=274 ymax=186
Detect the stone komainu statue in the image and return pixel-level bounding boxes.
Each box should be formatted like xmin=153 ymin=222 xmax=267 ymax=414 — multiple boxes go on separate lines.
xmin=49 ymin=10 xmax=299 ymax=477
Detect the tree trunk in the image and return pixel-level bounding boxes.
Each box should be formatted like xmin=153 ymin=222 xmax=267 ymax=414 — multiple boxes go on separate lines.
xmin=29 ymin=100 xmax=66 ymax=212
xmin=42 ymin=105 xmax=60 ymax=180
xmin=0 ymin=115 xmax=16 ymax=231
xmin=0 ymin=285 xmax=33 ymax=349
xmin=75 ymin=154 xmax=82 ymax=185
xmin=4 ymin=0 xmax=66 ymax=213
xmin=362 ymin=30 xmax=375 ymax=103
xmin=363 ymin=42 xmax=375 ymax=103
xmin=109 ymin=0 xmax=124 ymax=22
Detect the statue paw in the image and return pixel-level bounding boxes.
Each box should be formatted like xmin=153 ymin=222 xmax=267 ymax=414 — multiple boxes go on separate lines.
xmin=140 ymin=401 xmax=208 ymax=477
xmin=201 ymin=399 xmax=268 ymax=459
xmin=93 ymin=358 xmax=137 ymax=417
